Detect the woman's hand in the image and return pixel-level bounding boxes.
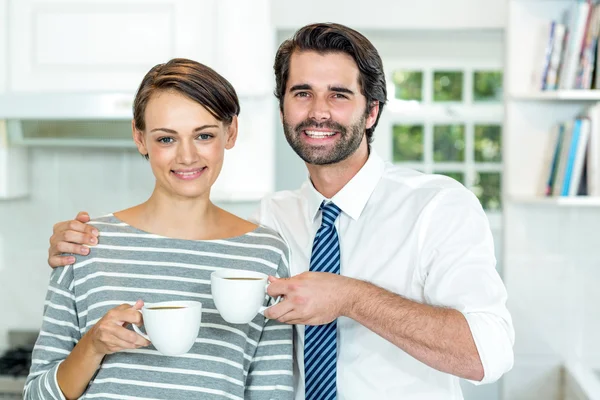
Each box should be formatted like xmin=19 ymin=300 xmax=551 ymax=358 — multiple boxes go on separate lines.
xmin=85 ymin=300 xmax=151 ymax=356
xmin=57 ymin=300 xmax=151 ymax=399
xmin=48 ymin=211 xmax=99 ymax=268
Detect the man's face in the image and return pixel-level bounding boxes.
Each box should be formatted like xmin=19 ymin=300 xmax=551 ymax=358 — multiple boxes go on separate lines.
xmin=281 ymin=51 xmax=374 ymax=165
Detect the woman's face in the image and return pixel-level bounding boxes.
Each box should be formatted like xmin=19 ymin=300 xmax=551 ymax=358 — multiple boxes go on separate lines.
xmin=133 ymin=90 xmax=237 ymax=200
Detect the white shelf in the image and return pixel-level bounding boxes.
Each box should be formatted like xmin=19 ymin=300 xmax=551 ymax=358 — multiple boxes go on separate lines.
xmin=511 ymin=90 xmax=600 ymax=101
xmin=508 ymin=196 xmax=600 ymax=206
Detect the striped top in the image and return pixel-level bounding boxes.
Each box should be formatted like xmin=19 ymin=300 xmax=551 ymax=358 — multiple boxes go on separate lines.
xmin=25 ymin=214 xmax=293 ymax=400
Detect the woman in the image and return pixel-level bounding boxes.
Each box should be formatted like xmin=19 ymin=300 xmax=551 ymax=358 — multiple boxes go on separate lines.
xmin=24 ymin=58 xmax=293 ymax=400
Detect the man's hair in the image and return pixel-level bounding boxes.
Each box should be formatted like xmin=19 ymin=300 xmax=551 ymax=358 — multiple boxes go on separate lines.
xmin=273 ymin=23 xmax=387 ymax=144
xmin=133 ymin=58 xmax=240 ymax=159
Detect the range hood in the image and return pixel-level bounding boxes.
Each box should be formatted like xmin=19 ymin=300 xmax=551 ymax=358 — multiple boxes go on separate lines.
xmin=0 ymin=93 xmax=136 ymax=148
xmin=0 ymin=93 xmax=276 ymax=201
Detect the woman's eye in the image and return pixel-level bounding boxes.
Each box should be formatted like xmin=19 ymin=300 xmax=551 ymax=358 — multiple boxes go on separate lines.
xmin=158 ymin=137 xmax=174 ymax=144
xmin=198 ymin=134 xmax=212 ymax=140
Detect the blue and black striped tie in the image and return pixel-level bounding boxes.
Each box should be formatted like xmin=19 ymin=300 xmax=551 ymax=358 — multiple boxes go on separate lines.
xmin=304 ymin=201 xmax=342 ymax=400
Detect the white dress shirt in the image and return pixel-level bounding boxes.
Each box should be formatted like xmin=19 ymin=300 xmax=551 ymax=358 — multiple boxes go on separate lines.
xmin=251 ymin=151 xmax=514 ymax=400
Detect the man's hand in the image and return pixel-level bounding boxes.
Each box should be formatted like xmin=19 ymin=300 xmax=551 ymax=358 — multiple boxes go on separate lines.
xmin=264 ymin=272 xmax=357 ymax=325
xmin=48 ymin=211 xmax=99 ymax=268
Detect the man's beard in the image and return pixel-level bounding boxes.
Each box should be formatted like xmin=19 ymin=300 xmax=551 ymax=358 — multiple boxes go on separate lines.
xmin=282 ymin=115 xmax=366 ymax=165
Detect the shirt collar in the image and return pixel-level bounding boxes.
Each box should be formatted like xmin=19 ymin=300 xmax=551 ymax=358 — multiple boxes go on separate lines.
xmin=304 ymin=150 xmax=386 ymax=222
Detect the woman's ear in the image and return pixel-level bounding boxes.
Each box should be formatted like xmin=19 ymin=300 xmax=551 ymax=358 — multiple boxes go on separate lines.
xmin=132 ymin=120 xmax=148 ymax=158
xmin=225 ymin=115 xmax=239 ymax=150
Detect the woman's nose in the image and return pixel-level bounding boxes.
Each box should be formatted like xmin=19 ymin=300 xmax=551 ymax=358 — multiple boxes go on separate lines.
xmin=177 ymin=140 xmax=199 ymax=164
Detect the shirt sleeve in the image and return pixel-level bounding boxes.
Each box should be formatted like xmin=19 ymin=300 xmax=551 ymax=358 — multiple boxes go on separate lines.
xmin=24 ymin=265 xmax=80 ymax=400
xmin=245 ymin=250 xmax=294 ymax=399
xmin=418 ymin=188 xmax=515 ymax=385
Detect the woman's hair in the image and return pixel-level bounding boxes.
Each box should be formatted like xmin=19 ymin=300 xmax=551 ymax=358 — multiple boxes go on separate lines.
xmin=133 ymin=58 xmax=240 ymax=158
xmin=273 ymin=23 xmax=387 ymax=144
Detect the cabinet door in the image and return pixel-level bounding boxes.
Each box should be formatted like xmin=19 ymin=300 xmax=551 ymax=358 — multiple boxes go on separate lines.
xmin=216 ymin=0 xmax=273 ymax=97
xmin=9 ymin=0 xmax=217 ymax=92
xmin=211 ymin=97 xmax=275 ymax=201
xmin=0 ymin=0 xmax=7 ymax=94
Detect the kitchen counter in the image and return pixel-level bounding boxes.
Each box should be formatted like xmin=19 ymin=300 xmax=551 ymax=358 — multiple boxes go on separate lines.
xmin=0 ymin=376 xmax=25 ymax=398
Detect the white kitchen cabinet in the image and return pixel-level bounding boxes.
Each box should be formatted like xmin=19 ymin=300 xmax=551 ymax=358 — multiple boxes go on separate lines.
xmin=0 ymin=121 xmax=28 ymax=199
xmin=210 ymin=97 xmax=275 ymax=201
xmin=8 ymin=0 xmax=218 ymax=92
xmin=0 ymin=0 xmax=7 ymax=94
xmin=216 ymin=0 xmax=273 ymax=97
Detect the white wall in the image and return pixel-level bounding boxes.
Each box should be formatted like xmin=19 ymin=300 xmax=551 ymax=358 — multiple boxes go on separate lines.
xmin=271 ymin=0 xmax=506 ymax=30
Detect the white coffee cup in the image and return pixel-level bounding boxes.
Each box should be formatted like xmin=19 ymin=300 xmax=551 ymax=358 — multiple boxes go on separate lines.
xmin=132 ymin=300 xmax=202 ymax=356
xmin=211 ymin=269 xmax=277 ymax=324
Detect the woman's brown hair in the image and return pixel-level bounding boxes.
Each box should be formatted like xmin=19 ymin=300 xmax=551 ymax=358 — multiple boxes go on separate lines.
xmin=133 ymin=58 xmax=240 ymax=158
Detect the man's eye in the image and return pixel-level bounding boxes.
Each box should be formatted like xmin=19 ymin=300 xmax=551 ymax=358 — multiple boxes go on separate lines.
xmin=333 ymin=93 xmax=348 ymax=99
xmin=295 ymin=92 xmax=310 ymax=97
xmin=158 ymin=137 xmax=174 ymax=144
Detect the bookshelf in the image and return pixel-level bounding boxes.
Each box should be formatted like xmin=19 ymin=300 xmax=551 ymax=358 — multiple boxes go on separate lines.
xmin=512 ymin=89 xmax=600 ymax=100
xmin=504 ymin=1 xmax=600 ymax=399
xmin=508 ymin=195 xmax=600 ymax=206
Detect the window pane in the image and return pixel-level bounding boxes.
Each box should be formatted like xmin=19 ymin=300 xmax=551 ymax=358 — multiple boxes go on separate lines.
xmin=433 ymin=71 xmax=463 ymax=102
xmin=474 ymin=125 xmax=502 ymax=162
xmin=392 ymin=70 xmax=423 ymax=101
xmin=433 ymin=124 xmax=465 ymax=162
xmin=392 ymin=125 xmax=424 ymax=162
xmin=473 ymin=172 xmax=502 ymax=211
xmin=473 ymin=71 xmax=503 ymax=102
xmin=435 ymin=171 xmax=464 ymax=184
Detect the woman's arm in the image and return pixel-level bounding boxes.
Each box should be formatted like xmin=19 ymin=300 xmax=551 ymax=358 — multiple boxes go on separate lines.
xmin=24 ymin=263 xmax=149 ymax=400
xmin=24 ymin=265 xmax=81 ymax=399
xmin=56 ymin=302 xmax=150 ymax=399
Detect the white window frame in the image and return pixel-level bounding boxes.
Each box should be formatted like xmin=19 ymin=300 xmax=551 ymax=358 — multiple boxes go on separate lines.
xmin=374 ymin=61 xmax=504 ymax=228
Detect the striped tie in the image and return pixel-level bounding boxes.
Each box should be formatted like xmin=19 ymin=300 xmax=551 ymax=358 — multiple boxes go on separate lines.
xmin=304 ymin=201 xmax=342 ymax=400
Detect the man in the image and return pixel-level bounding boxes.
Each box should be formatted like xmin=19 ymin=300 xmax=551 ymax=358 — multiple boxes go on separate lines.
xmin=46 ymin=23 xmax=514 ymax=399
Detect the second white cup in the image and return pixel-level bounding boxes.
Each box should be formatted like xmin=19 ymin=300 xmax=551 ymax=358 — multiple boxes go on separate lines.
xmin=132 ymin=300 xmax=202 ymax=356
xmin=211 ymin=269 xmax=277 ymax=324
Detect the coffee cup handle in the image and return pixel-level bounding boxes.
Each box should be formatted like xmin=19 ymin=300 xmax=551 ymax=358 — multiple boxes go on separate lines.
xmin=132 ymin=310 xmax=150 ymax=342
xmin=258 ymin=282 xmax=282 ymax=316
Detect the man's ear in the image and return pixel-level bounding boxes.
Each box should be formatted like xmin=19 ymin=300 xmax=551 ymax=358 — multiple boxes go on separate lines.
xmin=225 ymin=115 xmax=239 ymax=150
xmin=366 ymin=101 xmax=380 ymax=130
xmin=132 ymin=120 xmax=148 ymax=157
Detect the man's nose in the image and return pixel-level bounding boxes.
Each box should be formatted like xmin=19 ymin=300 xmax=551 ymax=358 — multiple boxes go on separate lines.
xmin=308 ymin=96 xmax=331 ymax=122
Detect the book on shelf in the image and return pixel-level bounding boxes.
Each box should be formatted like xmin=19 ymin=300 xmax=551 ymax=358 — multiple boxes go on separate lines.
xmin=544 ymin=104 xmax=600 ymax=197
xmin=534 ymin=0 xmax=600 ymax=91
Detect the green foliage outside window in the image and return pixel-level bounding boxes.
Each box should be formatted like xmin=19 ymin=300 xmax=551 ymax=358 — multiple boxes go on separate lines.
xmin=392 ymin=125 xmax=423 ymax=162
xmin=392 ymin=70 xmax=423 ymax=101
xmin=473 ymin=71 xmax=503 ymax=102
xmin=433 ymin=71 xmax=463 ymax=101
xmin=433 ymin=125 xmax=465 ymax=162
xmin=473 ymin=172 xmax=502 ymax=211
xmin=475 ymin=125 xmax=502 ymax=162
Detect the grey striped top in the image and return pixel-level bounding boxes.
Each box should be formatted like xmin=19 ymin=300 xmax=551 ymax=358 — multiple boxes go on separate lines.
xmin=25 ymin=214 xmax=293 ymax=400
